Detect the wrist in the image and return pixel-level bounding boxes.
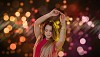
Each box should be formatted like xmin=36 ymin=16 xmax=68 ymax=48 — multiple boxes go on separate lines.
xmin=47 ymin=12 xmax=52 ymax=17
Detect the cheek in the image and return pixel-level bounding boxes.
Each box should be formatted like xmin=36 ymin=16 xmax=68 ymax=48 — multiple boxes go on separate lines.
xmin=50 ymin=32 xmax=53 ymax=36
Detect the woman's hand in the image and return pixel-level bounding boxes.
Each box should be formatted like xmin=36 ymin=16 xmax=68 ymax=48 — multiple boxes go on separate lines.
xmin=60 ymin=13 xmax=66 ymax=25
xmin=49 ymin=9 xmax=60 ymax=16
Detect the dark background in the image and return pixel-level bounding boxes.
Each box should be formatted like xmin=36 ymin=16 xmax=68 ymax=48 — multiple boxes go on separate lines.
xmin=0 ymin=0 xmax=100 ymax=57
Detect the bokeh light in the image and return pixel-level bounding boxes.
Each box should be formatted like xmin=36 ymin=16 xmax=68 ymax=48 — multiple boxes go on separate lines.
xmin=34 ymin=9 xmax=38 ymax=13
xmin=4 ymin=27 xmax=10 ymax=33
xmin=7 ymin=2 xmax=11 ymax=6
xmin=15 ymin=12 xmax=20 ymax=17
xmin=46 ymin=0 xmax=50 ymax=3
xmin=77 ymin=46 xmax=85 ymax=55
xmin=29 ymin=0 xmax=33 ymax=4
xmin=63 ymin=0 xmax=67 ymax=4
xmin=3 ymin=14 xmax=9 ymax=21
xmin=10 ymin=16 xmax=16 ymax=22
xmin=10 ymin=43 xmax=16 ymax=50
xmin=80 ymin=38 xmax=86 ymax=44
xmin=87 ymin=21 xmax=92 ymax=26
xmin=21 ymin=16 xmax=26 ymax=22
xmin=58 ymin=51 xmax=64 ymax=57
xmin=82 ymin=16 xmax=89 ymax=23
xmin=19 ymin=36 xmax=26 ymax=42
xmin=98 ymin=34 xmax=100 ymax=39
xmin=25 ymin=12 xmax=31 ymax=17
xmin=20 ymin=2 xmax=24 ymax=6
xmin=0 ymin=0 xmax=99 ymax=57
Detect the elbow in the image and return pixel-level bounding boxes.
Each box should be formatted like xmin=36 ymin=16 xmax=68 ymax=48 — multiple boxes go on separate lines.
xmin=34 ymin=21 xmax=40 ymax=26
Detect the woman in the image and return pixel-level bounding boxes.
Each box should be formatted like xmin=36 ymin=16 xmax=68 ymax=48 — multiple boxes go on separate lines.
xmin=33 ymin=9 xmax=66 ymax=57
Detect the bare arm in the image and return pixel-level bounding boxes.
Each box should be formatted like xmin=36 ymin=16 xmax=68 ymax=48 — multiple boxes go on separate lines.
xmin=34 ymin=9 xmax=60 ymax=39
xmin=55 ymin=13 xmax=66 ymax=51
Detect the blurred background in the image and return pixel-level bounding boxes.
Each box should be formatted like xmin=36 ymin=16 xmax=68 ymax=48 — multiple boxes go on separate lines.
xmin=0 ymin=0 xmax=100 ymax=57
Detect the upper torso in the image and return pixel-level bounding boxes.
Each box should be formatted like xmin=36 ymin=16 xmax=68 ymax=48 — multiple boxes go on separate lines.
xmin=33 ymin=38 xmax=58 ymax=57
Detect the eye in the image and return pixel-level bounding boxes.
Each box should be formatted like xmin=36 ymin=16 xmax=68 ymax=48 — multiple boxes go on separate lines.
xmin=50 ymin=30 xmax=52 ymax=32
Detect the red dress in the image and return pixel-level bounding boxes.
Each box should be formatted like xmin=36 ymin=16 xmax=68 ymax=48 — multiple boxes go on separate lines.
xmin=34 ymin=38 xmax=47 ymax=57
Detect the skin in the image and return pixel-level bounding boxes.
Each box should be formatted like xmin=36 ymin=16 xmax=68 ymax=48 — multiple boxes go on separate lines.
xmin=44 ymin=25 xmax=53 ymax=40
xmin=34 ymin=9 xmax=66 ymax=52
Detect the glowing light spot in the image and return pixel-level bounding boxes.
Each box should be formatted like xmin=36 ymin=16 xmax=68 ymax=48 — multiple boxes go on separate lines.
xmin=18 ymin=8 xmax=23 ymax=12
xmin=31 ymin=7 xmax=35 ymax=11
xmin=60 ymin=5 xmax=66 ymax=10
xmin=19 ymin=36 xmax=26 ymax=42
xmin=69 ymin=17 xmax=73 ymax=21
xmin=15 ymin=28 xmax=23 ymax=34
xmin=70 ymin=42 xmax=74 ymax=46
xmin=15 ymin=12 xmax=20 ymax=17
xmin=91 ymin=23 xmax=95 ymax=27
xmin=7 ymin=2 xmax=10 ymax=6
xmin=21 ymin=16 xmax=26 ymax=22
xmin=64 ymin=52 xmax=67 ymax=56
xmin=82 ymin=16 xmax=89 ymax=23
xmin=29 ymin=0 xmax=33 ymax=4
xmin=68 ymin=47 xmax=72 ymax=50
xmin=20 ymin=2 xmax=24 ymax=6
xmin=56 ymin=21 xmax=60 ymax=24
xmin=3 ymin=15 xmax=9 ymax=21
xmin=10 ymin=43 xmax=16 ymax=50
xmin=7 ymin=25 xmax=12 ymax=31
xmin=25 ymin=12 xmax=31 ymax=17
xmin=63 ymin=0 xmax=67 ymax=4
xmin=98 ymin=34 xmax=100 ymax=39
xmin=4 ymin=28 xmax=10 ymax=33
xmin=87 ymin=21 xmax=92 ymax=26
xmin=66 ymin=37 xmax=72 ymax=42
xmin=10 ymin=16 xmax=16 ymax=22
xmin=86 ymin=7 xmax=89 ymax=11
xmin=46 ymin=0 xmax=50 ymax=3
xmin=77 ymin=46 xmax=84 ymax=55
xmin=58 ymin=51 xmax=64 ymax=57
xmin=84 ymin=51 xmax=87 ymax=54
xmin=79 ymin=21 xmax=83 ymax=26
xmin=67 ymin=21 xmax=70 ymax=25
xmin=63 ymin=5 xmax=67 ymax=9
xmin=18 ymin=28 xmax=23 ymax=34
xmin=23 ymin=21 xmax=28 ymax=28
xmin=88 ymin=47 xmax=92 ymax=50
xmin=80 ymin=38 xmax=86 ymax=44
xmin=31 ymin=18 xmax=35 ymax=22
xmin=25 ymin=53 xmax=28 ymax=57
xmin=34 ymin=9 xmax=38 ymax=13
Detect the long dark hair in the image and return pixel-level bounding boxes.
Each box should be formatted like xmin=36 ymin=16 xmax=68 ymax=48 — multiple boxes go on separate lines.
xmin=42 ymin=20 xmax=56 ymax=41
xmin=40 ymin=20 xmax=56 ymax=57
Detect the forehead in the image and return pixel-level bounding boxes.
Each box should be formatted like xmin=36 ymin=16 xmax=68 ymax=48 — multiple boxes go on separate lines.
xmin=45 ymin=25 xmax=52 ymax=30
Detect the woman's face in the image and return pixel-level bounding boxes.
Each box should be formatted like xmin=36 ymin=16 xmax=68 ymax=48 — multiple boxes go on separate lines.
xmin=44 ymin=25 xmax=53 ymax=40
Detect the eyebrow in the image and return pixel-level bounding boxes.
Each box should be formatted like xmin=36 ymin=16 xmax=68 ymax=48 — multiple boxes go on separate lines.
xmin=45 ymin=29 xmax=52 ymax=31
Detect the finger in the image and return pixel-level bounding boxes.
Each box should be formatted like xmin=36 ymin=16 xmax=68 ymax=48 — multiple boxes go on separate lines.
xmin=54 ymin=10 xmax=59 ymax=14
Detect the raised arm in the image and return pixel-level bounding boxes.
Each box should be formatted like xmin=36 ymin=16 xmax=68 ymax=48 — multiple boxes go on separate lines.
xmin=55 ymin=13 xmax=66 ymax=51
xmin=34 ymin=9 xmax=60 ymax=39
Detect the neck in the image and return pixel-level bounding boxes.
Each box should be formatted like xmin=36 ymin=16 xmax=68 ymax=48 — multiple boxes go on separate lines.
xmin=46 ymin=38 xmax=49 ymax=40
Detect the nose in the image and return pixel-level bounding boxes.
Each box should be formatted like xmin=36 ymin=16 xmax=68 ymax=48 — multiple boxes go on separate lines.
xmin=47 ymin=31 xmax=51 ymax=34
